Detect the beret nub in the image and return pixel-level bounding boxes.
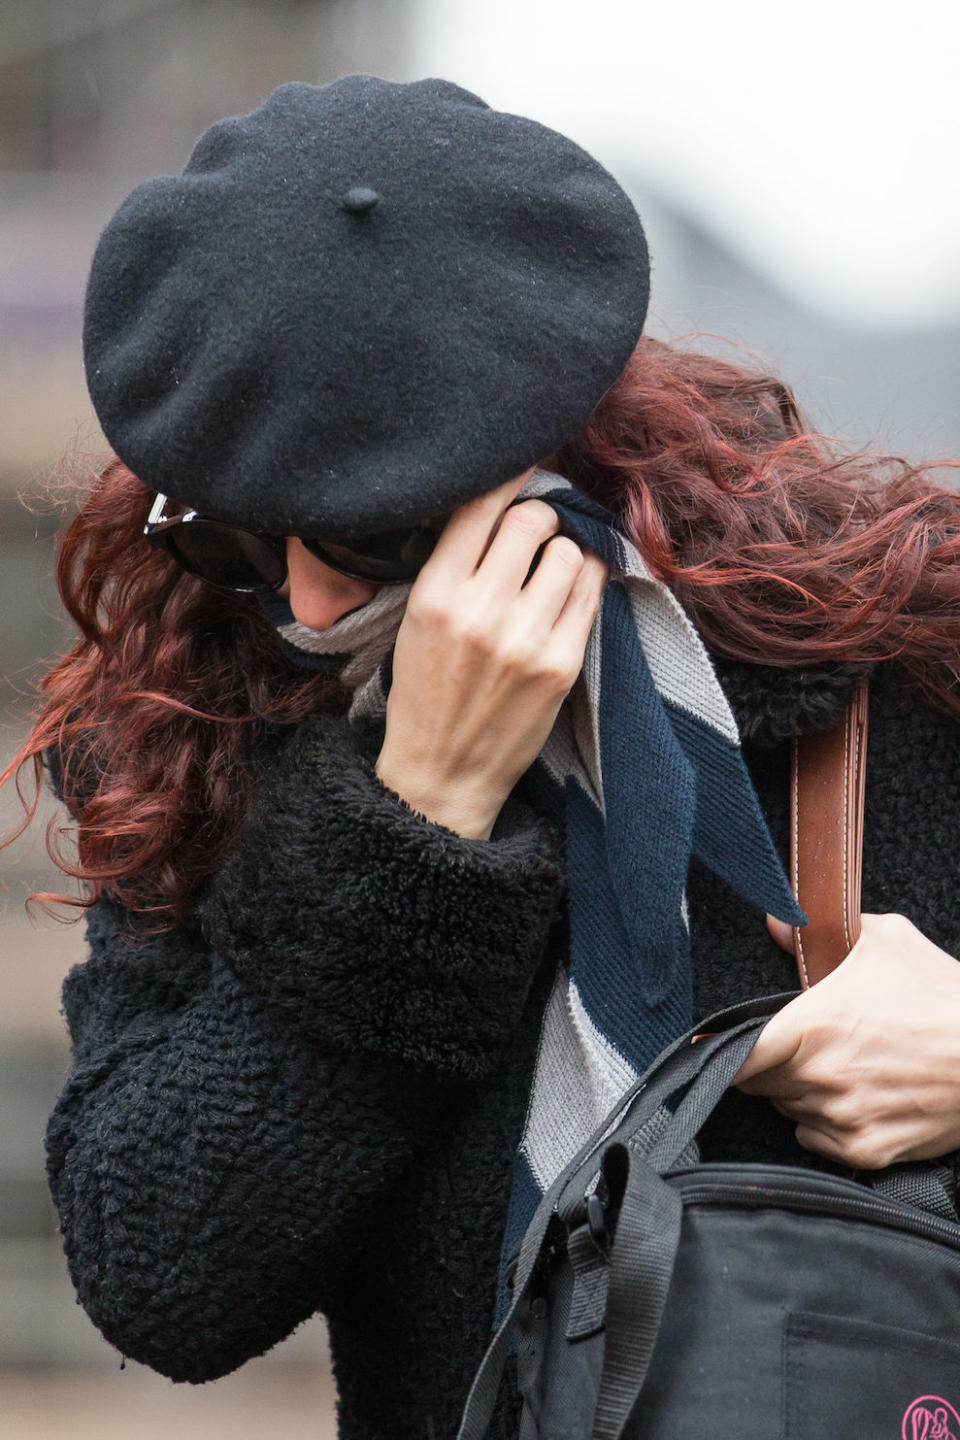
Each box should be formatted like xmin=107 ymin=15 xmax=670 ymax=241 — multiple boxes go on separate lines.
xmin=342 ymin=186 xmax=380 ymax=213
xmin=83 ymin=74 xmax=650 ymax=536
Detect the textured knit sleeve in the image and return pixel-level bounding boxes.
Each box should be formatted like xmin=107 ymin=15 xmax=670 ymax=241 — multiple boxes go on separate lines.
xmin=198 ymin=709 xmax=567 ymax=1079
xmin=43 ymin=714 xmax=565 ymax=1383
xmin=44 ymin=901 xmax=456 ymax=1382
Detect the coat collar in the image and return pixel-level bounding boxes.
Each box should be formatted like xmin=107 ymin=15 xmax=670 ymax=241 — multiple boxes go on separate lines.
xmin=711 ymin=654 xmax=875 ymax=748
xmin=348 ymin=654 xmax=876 ymax=761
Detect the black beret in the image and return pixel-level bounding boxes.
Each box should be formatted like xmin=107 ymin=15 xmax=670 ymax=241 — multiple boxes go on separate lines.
xmin=83 ymin=75 xmax=650 ymax=536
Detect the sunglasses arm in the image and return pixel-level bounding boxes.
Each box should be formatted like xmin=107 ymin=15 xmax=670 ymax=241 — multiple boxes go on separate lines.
xmin=144 ymin=492 xmax=200 ymax=540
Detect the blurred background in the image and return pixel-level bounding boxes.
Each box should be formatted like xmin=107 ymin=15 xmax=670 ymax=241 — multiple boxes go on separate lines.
xmin=1 ymin=1 xmax=958 ymax=1435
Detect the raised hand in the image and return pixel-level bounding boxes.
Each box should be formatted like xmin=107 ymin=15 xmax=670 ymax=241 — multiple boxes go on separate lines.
xmin=375 ymin=469 xmax=609 ymax=839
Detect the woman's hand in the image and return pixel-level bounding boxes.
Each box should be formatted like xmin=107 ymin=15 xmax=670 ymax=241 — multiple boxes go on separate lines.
xmin=374 ymin=470 xmax=608 ymax=839
xmin=733 ymin=913 xmax=960 ymax=1169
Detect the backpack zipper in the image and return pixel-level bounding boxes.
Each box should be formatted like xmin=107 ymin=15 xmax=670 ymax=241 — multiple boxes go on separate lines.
xmin=664 ymin=1163 xmax=960 ymax=1252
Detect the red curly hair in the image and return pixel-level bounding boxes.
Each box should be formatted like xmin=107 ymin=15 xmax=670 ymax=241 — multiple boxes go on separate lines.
xmin=4 ymin=334 xmax=960 ymax=931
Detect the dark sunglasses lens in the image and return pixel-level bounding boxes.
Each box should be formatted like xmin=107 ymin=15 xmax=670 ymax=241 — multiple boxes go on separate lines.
xmin=300 ymin=521 xmax=443 ymax=582
xmin=165 ymin=522 xmax=285 ymax=591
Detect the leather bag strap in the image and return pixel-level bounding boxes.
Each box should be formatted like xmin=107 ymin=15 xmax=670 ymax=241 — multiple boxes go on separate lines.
xmin=789 ymin=680 xmax=869 ymax=987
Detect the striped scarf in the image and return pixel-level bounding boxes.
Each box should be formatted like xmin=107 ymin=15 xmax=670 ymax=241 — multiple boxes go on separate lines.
xmin=258 ymin=468 xmax=806 ymax=1324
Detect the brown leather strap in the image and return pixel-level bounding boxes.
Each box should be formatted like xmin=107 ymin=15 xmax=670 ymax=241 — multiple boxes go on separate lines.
xmin=789 ymin=680 xmax=869 ymax=988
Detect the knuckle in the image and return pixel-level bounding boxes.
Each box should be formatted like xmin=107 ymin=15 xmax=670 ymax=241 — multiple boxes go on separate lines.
xmin=460 ymin=618 xmax=497 ymax=653
xmin=536 ymin=653 xmax=579 ymax=693
xmin=407 ymin=589 xmax=448 ymax=628
xmin=841 ymin=1135 xmax=891 ymax=1171
xmin=502 ymin=500 xmax=558 ymax=537
xmin=541 ymin=672 xmax=577 ymax=700
xmin=498 ymin=637 xmax=536 ymax=673
xmin=821 ymin=1094 xmax=859 ymax=1131
xmin=546 ymin=535 xmax=585 ymax=568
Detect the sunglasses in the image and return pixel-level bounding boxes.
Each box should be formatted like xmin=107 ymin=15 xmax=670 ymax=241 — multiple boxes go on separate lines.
xmin=143 ymin=493 xmax=450 ymax=592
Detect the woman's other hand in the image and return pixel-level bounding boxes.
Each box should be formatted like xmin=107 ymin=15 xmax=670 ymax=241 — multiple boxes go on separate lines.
xmin=733 ymin=912 xmax=960 ymax=1169
xmin=374 ymin=469 xmax=609 ymax=839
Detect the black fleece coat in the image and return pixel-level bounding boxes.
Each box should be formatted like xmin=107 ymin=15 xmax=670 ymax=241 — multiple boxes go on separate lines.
xmin=43 ymin=656 xmax=960 ymax=1439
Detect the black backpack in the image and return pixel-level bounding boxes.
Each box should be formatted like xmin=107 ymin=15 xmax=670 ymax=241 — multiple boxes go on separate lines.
xmin=457 ymin=992 xmax=960 ymax=1439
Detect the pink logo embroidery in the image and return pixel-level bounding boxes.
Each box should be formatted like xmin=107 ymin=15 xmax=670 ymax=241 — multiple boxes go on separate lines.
xmin=902 ymin=1397 xmax=960 ymax=1440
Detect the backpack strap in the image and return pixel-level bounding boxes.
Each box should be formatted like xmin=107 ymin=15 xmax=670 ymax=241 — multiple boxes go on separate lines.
xmin=789 ymin=679 xmax=869 ymax=987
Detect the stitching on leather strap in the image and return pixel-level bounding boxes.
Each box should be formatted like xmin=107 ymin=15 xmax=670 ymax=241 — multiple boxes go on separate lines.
xmin=842 ymin=705 xmax=852 ymax=953
xmin=791 ymin=734 xmax=809 ymax=987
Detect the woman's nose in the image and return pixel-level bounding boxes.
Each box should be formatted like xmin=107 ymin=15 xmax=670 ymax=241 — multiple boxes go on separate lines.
xmin=280 ymin=537 xmax=380 ymax=630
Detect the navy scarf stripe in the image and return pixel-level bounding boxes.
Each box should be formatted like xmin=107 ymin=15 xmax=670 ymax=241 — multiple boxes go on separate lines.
xmin=565 ymin=778 xmax=693 ymax=1066
xmin=598 ymin=580 xmax=698 ymax=1000
xmin=668 ymin=701 xmax=800 ymax=918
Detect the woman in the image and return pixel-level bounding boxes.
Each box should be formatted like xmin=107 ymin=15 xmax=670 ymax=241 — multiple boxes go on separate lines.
xmin=5 ymin=74 xmax=960 ymax=1440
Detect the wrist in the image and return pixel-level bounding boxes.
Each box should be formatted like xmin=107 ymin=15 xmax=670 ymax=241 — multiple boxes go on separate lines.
xmin=374 ymin=754 xmax=498 ymax=840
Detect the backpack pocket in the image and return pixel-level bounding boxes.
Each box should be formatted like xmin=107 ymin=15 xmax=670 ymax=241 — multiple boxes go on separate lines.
xmin=785 ymin=1311 xmax=960 ymax=1439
